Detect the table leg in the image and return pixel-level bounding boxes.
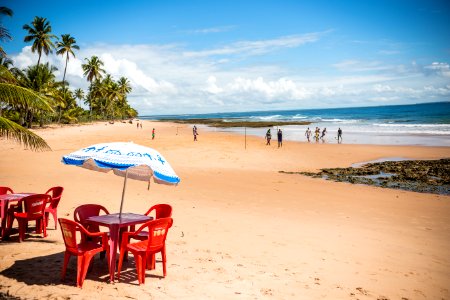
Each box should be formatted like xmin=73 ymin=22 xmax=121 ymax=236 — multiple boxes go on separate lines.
xmin=109 ymin=224 xmax=119 ymax=282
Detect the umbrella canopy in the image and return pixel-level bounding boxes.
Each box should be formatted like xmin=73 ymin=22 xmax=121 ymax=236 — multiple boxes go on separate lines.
xmin=62 ymin=142 xmax=180 ymax=215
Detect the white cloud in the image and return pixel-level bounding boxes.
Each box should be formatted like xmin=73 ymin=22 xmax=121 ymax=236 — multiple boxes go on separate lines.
xmin=9 ymin=36 xmax=450 ymax=115
xmin=205 ymin=76 xmax=223 ymax=94
xmin=183 ymin=32 xmax=326 ymax=58
xmin=185 ymin=25 xmax=236 ymax=34
xmin=424 ymin=62 xmax=450 ymax=77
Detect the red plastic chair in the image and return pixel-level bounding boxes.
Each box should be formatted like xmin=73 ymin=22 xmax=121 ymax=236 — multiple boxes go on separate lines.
xmin=117 ymin=217 xmax=173 ymax=285
xmin=73 ymin=204 xmax=109 ymax=243
xmin=0 ymin=186 xmax=14 ymax=195
xmin=131 ymin=204 xmax=172 ymax=239
xmin=44 ymin=186 xmax=64 ymax=230
xmin=6 ymin=194 xmax=50 ymax=242
xmin=58 ymin=218 xmax=110 ymax=288
xmin=126 ymin=204 xmax=173 ymax=266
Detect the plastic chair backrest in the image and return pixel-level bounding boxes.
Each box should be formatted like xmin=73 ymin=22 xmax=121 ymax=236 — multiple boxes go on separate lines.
xmin=20 ymin=194 xmax=49 ymax=216
xmin=137 ymin=218 xmax=173 ymax=252
xmin=74 ymin=204 xmax=109 ymax=232
xmin=0 ymin=186 xmax=14 ymax=195
xmin=45 ymin=186 xmax=64 ymax=209
xmin=145 ymin=204 xmax=172 ymax=219
xmin=59 ymin=218 xmax=80 ymax=251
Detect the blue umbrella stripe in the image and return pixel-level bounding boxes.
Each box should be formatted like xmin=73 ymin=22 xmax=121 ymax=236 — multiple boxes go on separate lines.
xmin=154 ymin=170 xmax=180 ymax=184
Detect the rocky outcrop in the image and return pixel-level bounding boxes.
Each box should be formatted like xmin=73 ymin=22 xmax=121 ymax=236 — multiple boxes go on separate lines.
xmin=280 ymin=158 xmax=450 ymax=195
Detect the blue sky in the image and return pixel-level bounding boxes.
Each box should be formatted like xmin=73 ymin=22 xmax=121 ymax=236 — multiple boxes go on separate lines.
xmin=2 ymin=0 xmax=450 ymax=115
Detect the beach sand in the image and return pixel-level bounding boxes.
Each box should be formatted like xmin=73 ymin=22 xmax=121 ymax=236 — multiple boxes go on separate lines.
xmin=0 ymin=121 xmax=449 ymax=299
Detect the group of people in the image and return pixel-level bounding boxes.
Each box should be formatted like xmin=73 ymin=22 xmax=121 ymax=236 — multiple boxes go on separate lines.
xmin=304 ymin=127 xmax=342 ymax=143
xmin=305 ymin=127 xmax=327 ymax=142
xmin=265 ymin=126 xmax=343 ymax=146
xmin=265 ymin=128 xmax=283 ymax=148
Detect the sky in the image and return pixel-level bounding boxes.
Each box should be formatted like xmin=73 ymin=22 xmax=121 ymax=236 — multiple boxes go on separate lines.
xmin=2 ymin=0 xmax=450 ymax=115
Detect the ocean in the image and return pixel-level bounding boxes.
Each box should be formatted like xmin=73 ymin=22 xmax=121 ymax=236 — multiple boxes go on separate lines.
xmin=141 ymin=102 xmax=450 ymax=147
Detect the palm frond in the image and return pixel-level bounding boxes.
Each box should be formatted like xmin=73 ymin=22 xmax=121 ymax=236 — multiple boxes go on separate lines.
xmin=0 ymin=116 xmax=51 ymax=151
xmin=0 ymin=82 xmax=53 ymax=111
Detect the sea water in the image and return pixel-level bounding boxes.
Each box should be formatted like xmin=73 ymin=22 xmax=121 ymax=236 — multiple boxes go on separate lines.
xmin=141 ymin=102 xmax=450 ymax=146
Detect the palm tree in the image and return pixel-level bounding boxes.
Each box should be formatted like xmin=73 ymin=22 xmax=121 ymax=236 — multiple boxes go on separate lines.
xmin=0 ymin=6 xmax=13 ymax=58
xmin=16 ymin=62 xmax=58 ymax=127
xmin=74 ymin=88 xmax=84 ymax=107
xmin=117 ymin=77 xmax=132 ymax=98
xmin=56 ymin=34 xmax=79 ymax=89
xmin=82 ymin=56 xmax=105 ymax=117
xmin=0 ymin=65 xmax=51 ymax=150
xmin=23 ymin=16 xmax=56 ymax=66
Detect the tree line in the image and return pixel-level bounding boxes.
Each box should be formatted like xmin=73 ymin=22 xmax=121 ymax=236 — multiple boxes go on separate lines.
xmin=0 ymin=7 xmax=138 ymax=150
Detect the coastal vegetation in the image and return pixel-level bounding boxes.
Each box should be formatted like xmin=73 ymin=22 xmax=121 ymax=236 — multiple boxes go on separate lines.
xmin=0 ymin=8 xmax=138 ymax=150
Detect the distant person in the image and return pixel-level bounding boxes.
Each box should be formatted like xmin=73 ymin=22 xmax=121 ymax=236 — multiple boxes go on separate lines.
xmin=140 ymin=122 xmax=143 ymax=129
xmin=265 ymin=129 xmax=271 ymax=145
xmin=193 ymin=125 xmax=198 ymax=141
xmin=277 ymin=129 xmax=283 ymax=148
xmin=305 ymin=127 xmax=311 ymax=142
xmin=320 ymin=127 xmax=327 ymax=141
xmin=315 ymin=127 xmax=320 ymax=142
xmin=337 ymin=127 xmax=343 ymax=143
xmin=136 ymin=122 xmax=139 ymax=129
xmin=152 ymin=128 xmax=155 ymax=140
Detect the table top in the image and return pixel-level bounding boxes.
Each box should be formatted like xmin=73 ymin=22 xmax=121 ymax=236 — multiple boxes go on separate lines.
xmin=86 ymin=212 xmax=152 ymax=226
xmin=0 ymin=193 xmax=35 ymax=201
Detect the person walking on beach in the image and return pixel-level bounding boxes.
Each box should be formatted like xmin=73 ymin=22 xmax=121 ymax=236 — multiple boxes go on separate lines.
xmin=305 ymin=127 xmax=311 ymax=142
xmin=277 ymin=129 xmax=283 ymax=148
xmin=337 ymin=127 xmax=343 ymax=143
xmin=136 ymin=122 xmax=139 ymax=129
xmin=193 ymin=125 xmax=198 ymax=141
xmin=265 ymin=129 xmax=271 ymax=145
xmin=320 ymin=127 xmax=327 ymax=141
xmin=315 ymin=127 xmax=320 ymax=142
xmin=140 ymin=122 xmax=142 ymax=129
xmin=152 ymin=128 xmax=155 ymax=140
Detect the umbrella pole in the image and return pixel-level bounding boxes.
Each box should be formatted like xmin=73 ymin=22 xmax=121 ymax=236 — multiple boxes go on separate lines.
xmin=119 ymin=169 xmax=128 ymax=219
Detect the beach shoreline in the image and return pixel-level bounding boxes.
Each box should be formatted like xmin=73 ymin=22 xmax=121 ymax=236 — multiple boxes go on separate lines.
xmin=1 ymin=120 xmax=449 ymax=299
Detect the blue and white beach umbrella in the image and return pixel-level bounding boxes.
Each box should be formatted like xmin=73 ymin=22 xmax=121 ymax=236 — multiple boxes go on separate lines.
xmin=62 ymin=142 xmax=180 ymax=215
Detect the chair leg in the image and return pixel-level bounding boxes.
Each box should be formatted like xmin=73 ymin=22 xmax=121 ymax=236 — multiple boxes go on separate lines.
xmin=117 ymin=246 xmax=126 ymax=281
xmin=52 ymin=210 xmax=57 ymax=230
xmin=77 ymin=255 xmax=84 ymax=288
xmin=162 ymin=248 xmax=167 ymax=277
xmin=18 ymin=219 xmax=26 ymax=242
xmin=146 ymin=253 xmax=155 ymax=270
xmin=42 ymin=217 xmax=47 ymax=238
xmin=45 ymin=212 xmax=49 ymax=229
xmin=61 ymin=252 xmax=71 ymax=281
xmin=77 ymin=253 xmax=95 ymax=288
xmin=132 ymin=253 xmax=144 ymax=285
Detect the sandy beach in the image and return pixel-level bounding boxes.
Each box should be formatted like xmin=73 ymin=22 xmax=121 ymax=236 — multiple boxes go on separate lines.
xmin=0 ymin=120 xmax=449 ymax=300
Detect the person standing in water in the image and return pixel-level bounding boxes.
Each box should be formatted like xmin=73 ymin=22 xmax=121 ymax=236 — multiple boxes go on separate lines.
xmin=277 ymin=129 xmax=283 ymax=148
xmin=320 ymin=127 xmax=327 ymax=141
xmin=337 ymin=127 xmax=343 ymax=143
xmin=265 ymin=129 xmax=271 ymax=145
xmin=305 ymin=127 xmax=311 ymax=142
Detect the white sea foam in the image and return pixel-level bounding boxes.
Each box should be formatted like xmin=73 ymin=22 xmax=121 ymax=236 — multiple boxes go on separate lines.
xmin=373 ymin=123 xmax=450 ymax=128
xmin=292 ymin=114 xmax=307 ymax=119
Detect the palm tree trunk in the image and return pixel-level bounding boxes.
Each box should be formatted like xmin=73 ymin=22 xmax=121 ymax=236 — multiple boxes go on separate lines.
xmin=58 ymin=106 xmax=62 ymax=123
xmin=59 ymin=56 xmax=69 ymax=125
xmin=37 ymin=52 xmax=41 ymax=67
